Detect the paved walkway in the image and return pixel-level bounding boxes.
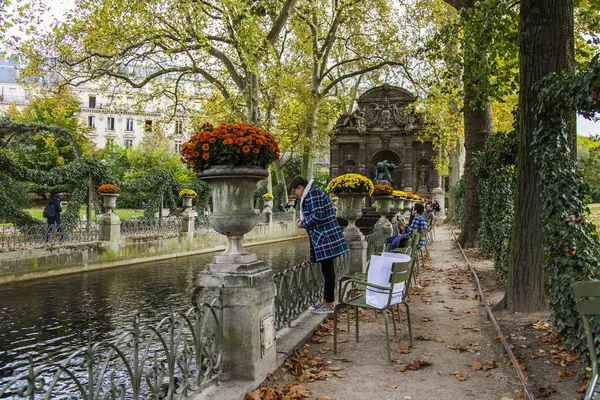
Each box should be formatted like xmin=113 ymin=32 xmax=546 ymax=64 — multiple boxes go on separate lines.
xmin=251 ymin=225 xmax=523 ymax=400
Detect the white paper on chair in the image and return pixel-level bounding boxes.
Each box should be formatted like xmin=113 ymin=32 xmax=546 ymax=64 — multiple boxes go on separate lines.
xmin=365 ymin=254 xmax=410 ymax=309
xmin=381 ymin=252 xmax=411 ymax=261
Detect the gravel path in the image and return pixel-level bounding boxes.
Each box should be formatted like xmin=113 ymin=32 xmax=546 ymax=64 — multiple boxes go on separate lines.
xmin=254 ymin=225 xmax=523 ymax=400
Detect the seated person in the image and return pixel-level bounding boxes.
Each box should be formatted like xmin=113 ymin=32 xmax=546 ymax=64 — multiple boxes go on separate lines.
xmin=422 ymin=202 xmax=435 ymax=226
xmin=404 ymin=202 xmax=428 ymax=249
xmin=385 ymin=216 xmax=408 ymax=250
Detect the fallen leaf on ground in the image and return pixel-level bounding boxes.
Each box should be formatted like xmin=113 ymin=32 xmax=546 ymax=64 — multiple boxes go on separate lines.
xmin=450 ymin=370 xmax=468 ymax=381
xmin=536 ymin=385 xmax=555 ymax=398
xmin=467 ymin=361 xmax=482 ymax=371
xmin=397 ymin=345 xmax=411 ymax=354
xmin=394 ymin=360 xmax=433 ymax=372
xmin=435 ymin=337 xmax=445 ymax=343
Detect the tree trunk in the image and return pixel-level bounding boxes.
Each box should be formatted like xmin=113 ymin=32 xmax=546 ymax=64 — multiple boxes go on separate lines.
xmin=447 ymin=136 xmax=465 ymax=221
xmin=457 ymin=19 xmax=492 ymax=249
xmin=501 ymin=0 xmax=574 ymax=312
xmin=247 ymin=72 xmax=260 ymax=124
xmin=301 ymin=96 xmax=320 ymax=180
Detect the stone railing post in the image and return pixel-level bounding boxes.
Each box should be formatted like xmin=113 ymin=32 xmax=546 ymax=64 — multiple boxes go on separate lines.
xmin=196 ymin=166 xmax=276 ymax=384
xmin=181 ymin=204 xmax=196 ymax=235
xmin=98 ymin=193 xmax=121 ymax=243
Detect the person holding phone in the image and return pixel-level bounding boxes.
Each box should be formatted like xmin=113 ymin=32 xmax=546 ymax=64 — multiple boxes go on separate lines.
xmin=290 ymin=175 xmax=349 ymax=314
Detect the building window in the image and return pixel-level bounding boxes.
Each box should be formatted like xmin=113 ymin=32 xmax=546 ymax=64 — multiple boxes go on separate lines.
xmin=175 ymin=120 xmax=183 ymax=134
xmin=174 ymin=140 xmax=182 ymax=153
xmin=126 ymin=119 xmax=134 ymax=132
xmin=88 ymin=95 xmax=96 ymax=109
xmin=125 ymin=138 xmax=134 ymax=147
xmin=145 ymin=119 xmax=153 ymax=133
xmin=88 ymin=116 xmax=96 ymax=128
xmin=106 ymin=117 xmax=115 ymax=131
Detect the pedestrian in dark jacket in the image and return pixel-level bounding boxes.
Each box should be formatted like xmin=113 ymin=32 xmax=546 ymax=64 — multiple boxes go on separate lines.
xmin=44 ymin=193 xmax=63 ymax=242
xmin=291 ymin=175 xmax=349 ymax=315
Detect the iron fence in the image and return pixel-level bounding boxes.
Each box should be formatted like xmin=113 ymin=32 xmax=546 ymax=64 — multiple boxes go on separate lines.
xmin=365 ymin=228 xmax=385 ymax=257
xmin=0 ymin=222 xmax=100 ymax=251
xmin=121 ymin=217 xmax=183 ymax=238
xmin=0 ymin=293 xmax=223 ymax=399
xmin=273 ymin=252 xmax=348 ymax=330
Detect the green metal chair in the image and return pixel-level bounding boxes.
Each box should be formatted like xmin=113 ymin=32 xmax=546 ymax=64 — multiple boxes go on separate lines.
xmin=573 ymin=281 xmax=600 ymax=400
xmin=394 ymin=231 xmax=421 ymax=285
xmin=333 ymin=260 xmax=413 ymax=365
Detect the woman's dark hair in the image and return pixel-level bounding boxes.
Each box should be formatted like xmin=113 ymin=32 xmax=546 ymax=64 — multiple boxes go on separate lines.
xmin=289 ymin=176 xmax=308 ymax=190
xmin=414 ymin=202 xmax=424 ymax=214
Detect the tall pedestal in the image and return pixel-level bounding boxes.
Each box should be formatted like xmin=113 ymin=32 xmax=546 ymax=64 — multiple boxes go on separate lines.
xmin=181 ymin=208 xmax=196 ymax=233
xmin=98 ymin=212 xmax=120 ymax=243
xmin=345 ymin=235 xmax=368 ymax=275
xmin=198 ymin=262 xmax=276 ymax=382
xmin=432 ymin=186 xmax=445 ymax=218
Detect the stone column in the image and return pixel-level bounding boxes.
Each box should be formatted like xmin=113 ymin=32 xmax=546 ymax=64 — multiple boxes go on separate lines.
xmin=345 ymin=233 xmax=368 ymax=276
xmin=403 ymin=163 xmax=413 ymax=192
xmin=331 ymin=143 xmax=339 ymax=177
xmin=358 ymin=144 xmax=366 ymax=175
xmin=432 ymin=173 xmax=445 ymax=218
xmin=181 ymin=207 xmax=196 ymax=235
xmin=98 ymin=212 xmax=120 ymax=243
xmin=198 ymin=264 xmax=276 ymax=382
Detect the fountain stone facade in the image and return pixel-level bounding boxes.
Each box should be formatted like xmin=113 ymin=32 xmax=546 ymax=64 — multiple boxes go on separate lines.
xmin=330 ymin=84 xmax=445 ymax=213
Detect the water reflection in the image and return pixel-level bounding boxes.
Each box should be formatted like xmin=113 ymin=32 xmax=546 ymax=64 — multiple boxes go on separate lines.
xmin=0 ymin=238 xmax=309 ymax=382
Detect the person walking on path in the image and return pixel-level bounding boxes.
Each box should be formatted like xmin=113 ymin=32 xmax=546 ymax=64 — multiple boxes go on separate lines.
xmin=290 ymin=176 xmax=349 ymax=315
xmin=43 ymin=193 xmax=63 ymax=242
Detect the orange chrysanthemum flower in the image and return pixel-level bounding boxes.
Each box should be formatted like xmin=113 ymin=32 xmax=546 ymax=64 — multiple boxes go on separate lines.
xmin=253 ymin=148 xmax=259 ymax=153
xmin=202 ymin=144 xmax=210 ymax=151
xmin=223 ymin=138 xmax=233 ymax=145
xmin=202 ymin=153 xmax=209 ymax=160
xmin=209 ymin=138 xmax=216 ymax=143
xmin=242 ymin=145 xmax=250 ymax=153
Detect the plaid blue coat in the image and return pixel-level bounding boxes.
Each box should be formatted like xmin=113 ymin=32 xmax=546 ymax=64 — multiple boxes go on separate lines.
xmin=300 ymin=186 xmax=349 ymax=263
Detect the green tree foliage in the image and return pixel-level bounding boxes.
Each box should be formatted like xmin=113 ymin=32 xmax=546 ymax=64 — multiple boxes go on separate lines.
xmin=18 ymin=0 xmax=298 ymax=123
xmin=473 ymin=130 xmax=518 ymax=281
xmin=578 ymin=135 xmax=600 ymax=201
xmin=530 ymin=52 xmax=600 ymax=358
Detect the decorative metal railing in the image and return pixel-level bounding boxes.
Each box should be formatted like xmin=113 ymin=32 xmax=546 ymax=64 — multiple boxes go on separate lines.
xmin=0 ymin=293 xmax=223 ymax=399
xmin=365 ymin=228 xmax=385 ymax=257
xmin=121 ymin=217 xmax=183 ymax=238
xmin=273 ymin=252 xmax=348 ymax=330
xmin=0 ymin=222 xmax=100 ymax=251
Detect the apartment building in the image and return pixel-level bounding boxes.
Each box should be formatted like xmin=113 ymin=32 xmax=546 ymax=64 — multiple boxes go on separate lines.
xmin=0 ymin=53 xmax=198 ymax=153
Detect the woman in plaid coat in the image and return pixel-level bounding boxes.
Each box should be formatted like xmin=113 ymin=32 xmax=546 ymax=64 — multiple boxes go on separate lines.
xmin=290 ymin=176 xmax=349 ymax=314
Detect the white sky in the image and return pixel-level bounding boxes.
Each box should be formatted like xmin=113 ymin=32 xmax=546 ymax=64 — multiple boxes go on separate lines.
xmin=11 ymin=0 xmax=600 ymax=137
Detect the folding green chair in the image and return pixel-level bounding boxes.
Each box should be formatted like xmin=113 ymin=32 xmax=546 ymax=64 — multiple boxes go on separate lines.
xmin=573 ymin=281 xmax=600 ymax=400
xmin=334 ymin=260 xmax=413 ymax=365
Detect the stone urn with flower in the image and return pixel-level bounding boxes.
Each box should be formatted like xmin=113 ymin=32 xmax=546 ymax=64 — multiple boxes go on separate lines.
xmin=180 ymin=121 xmax=281 ymax=382
xmin=372 ymin=183 xmax=394 ymax=235
xmin=179 ymin=189 xmax=197 ymax=233
xmin=97 ymin=184 xmax=121 ymax=242
xmin=262 ymin=193 xmax=274 ymax=223
xmin=392 ymin=190 xmax=406 ymax=218
xmin=180 ymin=121 xmax=280 ymax=271
xmin=98 ymin=184 xmax=120 ymax=212
xmin=324 ymin=173 xmax=374 ymax=240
